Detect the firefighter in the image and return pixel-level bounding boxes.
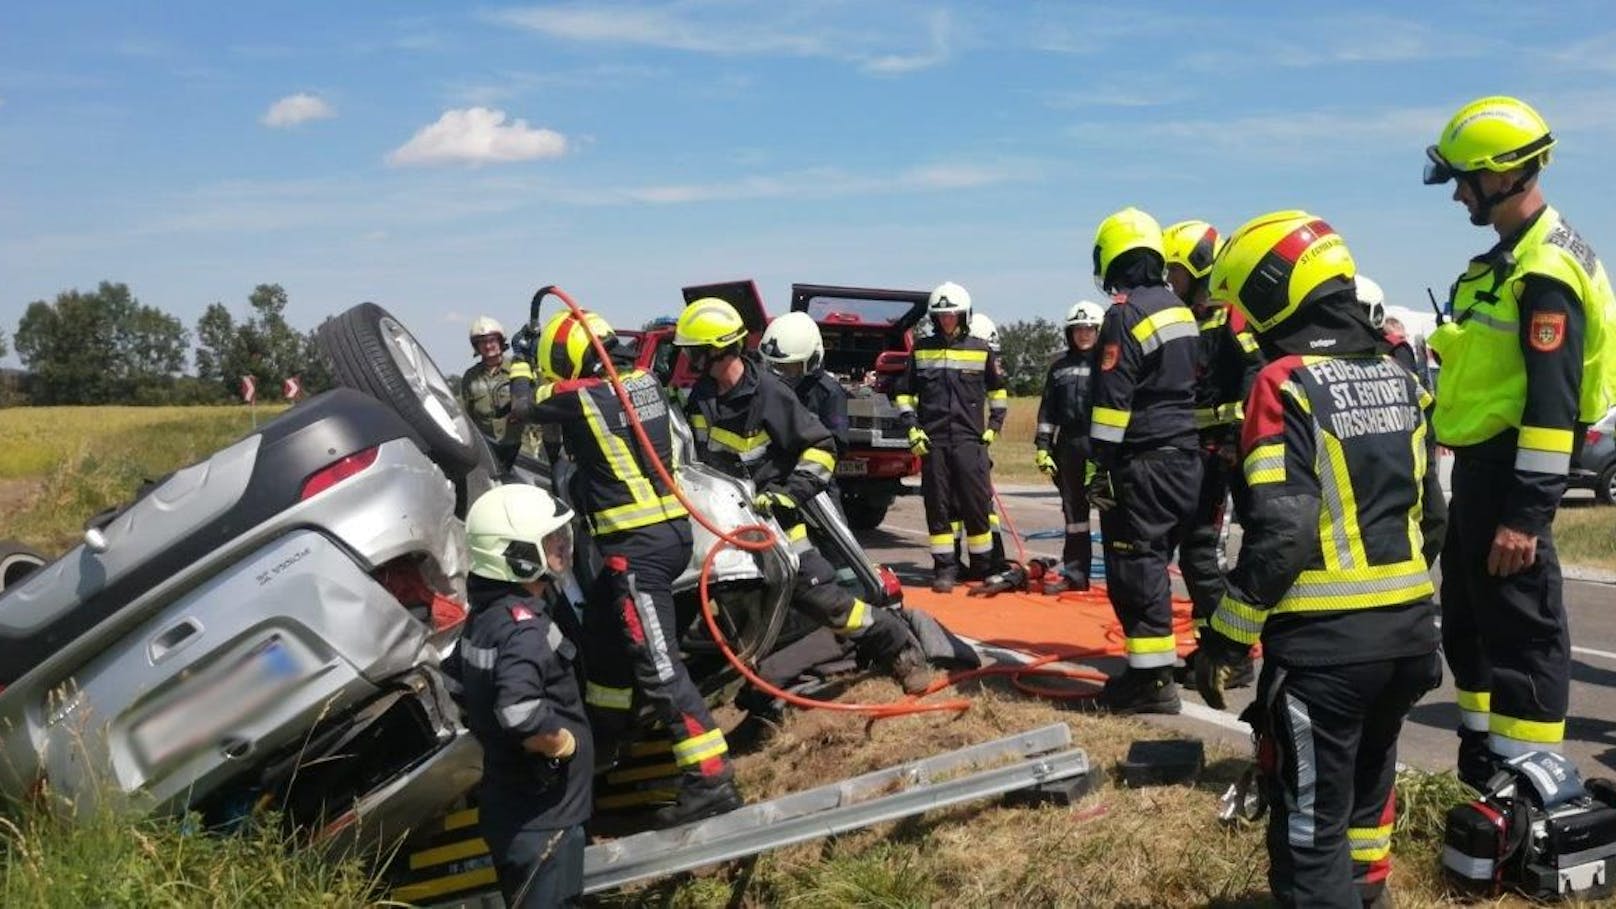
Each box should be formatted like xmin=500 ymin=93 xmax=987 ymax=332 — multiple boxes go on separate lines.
xmin=508 ymin=308 xmax=742 ymax=827
xmin=672 ymin=297 xmax=934 ymax=693
xmin=893 ymin=282 xmax=1009 ymax=592
xmin=463 ymin=316 xmax=520 ymax=464
xmin=1088 ymin=207 xmax=1202 ymax=714
xmin=446 ymin=484 xmax=591 ymax=907
xmin=1162 ymin=220 xmax=1262 ymax=687
xmin=760 ymin=311 xmax=849 ymax=455
xmin=1422 ymin=96 xmax=1616 ymax=787
xmin=956 ymin=313 xmax=1008 ymax=570
xmin=1195 ymin=211 xmax=1445 ymax=908
xmin=1034 ymin=300 xmax=1104 ymax=593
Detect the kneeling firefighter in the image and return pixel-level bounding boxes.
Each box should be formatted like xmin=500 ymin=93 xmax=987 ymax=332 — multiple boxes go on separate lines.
xmin=1196 ymin=211 xmax=1446 ymax=907
xmin=673 ymin=297 xmax=934 ymax=694
xmin=509 ymin=309 xmax=742 ymax=827
xmin=1034 ymin=300 xmax=1105 ymax=592
xmin=446 ymin=484 xmax=591 ymax=907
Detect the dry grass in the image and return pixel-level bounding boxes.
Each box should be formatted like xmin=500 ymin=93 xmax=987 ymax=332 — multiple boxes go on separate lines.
xmin=599 ymin=676 xmax=1513 ymax=908
xmin=1554 ymin=504 xmax=1616 ymax=572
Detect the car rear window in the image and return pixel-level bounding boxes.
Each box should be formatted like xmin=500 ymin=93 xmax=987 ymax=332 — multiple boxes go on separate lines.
xmin=804 ymin=296 xmax=913 ymax=326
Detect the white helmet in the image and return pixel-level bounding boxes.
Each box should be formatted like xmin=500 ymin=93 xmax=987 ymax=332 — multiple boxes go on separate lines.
xmin=928 ymin=281 xmax=971 ymax=337
xmin=1066 ymin=300 xmax=1105 ymax=329
xmin=969 ymin=313 xmax=1000 ymax=353
xmin=466 ymin=484 xmax=575 ymax=583
xmin=759 ymin=311 xmax=824 ymax=373
xmin=469 ymin=315 xmax=507 ymax=352
xmin=1355 ymin=275 xmax=1386 ymax=330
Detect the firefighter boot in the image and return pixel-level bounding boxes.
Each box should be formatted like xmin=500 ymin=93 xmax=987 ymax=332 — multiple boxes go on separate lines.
xmin=1177 ymin=648 xmax=1254 ymax=690
xmin=1456 ymin=729 xmax=1501 ymax=793
xmin=885 ymin=644 xmax=937 ymax=695
xmin=931 ymin=565 xmax=957 ymax=594
xmin=1097 ymin=666 xmax=1182 ymax=715
xmin=964 ymin=554 xmax=995 ymax=583
xmin=651 ymin=776 xmax=744 ymax=829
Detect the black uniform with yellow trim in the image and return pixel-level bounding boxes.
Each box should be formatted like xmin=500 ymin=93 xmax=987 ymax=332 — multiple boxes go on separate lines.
xmin=1034 ymin=346 xmax=1097 ymax=572
xmin=893 ymin=331 xmax=1008 ymax=574
xmin=685 ymin=356 xmax=914 ymax=662
xmin=1205 ymin=353 xmax=1445 ymax=908
xmin=795 ymin=369 xmax=850 ymax=456
xmin=1428 ymin=203 xmax=1616 ymax=768
xmin=1180 ymin=303 xmax=1263 ymax=627
xmin=1089 ymin=283 xmax=1203 ymax=671
xmin=509 ymin=363 xmax=733 ymax=792
xmin=444 ymin=576 xmax=593 ymax=907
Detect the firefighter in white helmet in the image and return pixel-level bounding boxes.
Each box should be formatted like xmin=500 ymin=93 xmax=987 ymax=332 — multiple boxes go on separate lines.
xmin=1034 ymin=300 xmax=1105 ymax=592
xmin=760 ymin=311 xmax=849 ymax=455
xmin=463 ymin=316 xmax=521 ymax=464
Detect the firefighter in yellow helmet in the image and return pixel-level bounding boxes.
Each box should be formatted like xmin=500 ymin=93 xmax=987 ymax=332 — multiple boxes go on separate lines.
xmin=1088 ymin=207 xmax=1202 ymax=714
xmin=508 ymin=308 xmax=743 ymax=828
xmin=1162 ymin=220 xmax=1263 ymax=690
xmin=1423 ymin=96 xmax=1616 ymax=787
xmin=1197 ymin=211 xmax=1445 ymax=907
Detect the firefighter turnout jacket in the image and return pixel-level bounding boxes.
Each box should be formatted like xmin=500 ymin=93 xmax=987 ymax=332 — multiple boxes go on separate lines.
xmin=1426 ymin=204 xmax=1616 ymax=535
xmin=893 ymin=332 xmax=1008 ymax=439
xmin=446 ymin=576 xmax=593 ymax=830
xmin=1090 ymin=285 xmax=1201 ymax=465
xmin=795 ymin=369 xmax=850 ymax=456
xmin=1034 ymin=348 xmax=1097 ymax=452
xmin=509 ymin=367 xmax=688 ymax=536
xmin=1194 ymin=304 xmax=1263 ymax=445
xmin=1209 ymin=354 xmax=1446 ymax=667
xmin=685 ymin=357 xmax=838 ymax=513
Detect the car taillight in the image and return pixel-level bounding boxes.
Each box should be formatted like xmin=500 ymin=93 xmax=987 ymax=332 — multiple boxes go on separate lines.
xmin=879 ymin=565 xmax=903 ymax=600
xmin=300 ymin=446 xmax=380 ymax=500
xmin=1588 ymin=429 xmax=1605 ymax=446
xmin=874 ymin=351 xmax=908 ymax=374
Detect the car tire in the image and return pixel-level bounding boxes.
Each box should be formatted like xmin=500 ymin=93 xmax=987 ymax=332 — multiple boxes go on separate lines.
xmin=1596 ymin=462 xmax=1616 ymax=506
xmin=319 ymin=302 xmax=482 ymax=479
xmin=0 ymin=540 xmax=46 ymax=593
xmin=841 ymin=497 xmax=890 ymax=530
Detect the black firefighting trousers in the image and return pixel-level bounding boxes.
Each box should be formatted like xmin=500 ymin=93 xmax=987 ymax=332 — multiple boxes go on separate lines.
xmin=584 ymin=520 xmax=731 ymax=784
xmin=1179 ymin=446 xmax=1238 ymax=627
xmin=1099 ymin=448 xmax=1201 ymax=668
xmin=1256 ymin=653 xmax=1441 ymax=908
xmin=489 ymin=822 xmax=585 ymax=908
xmin=792 ymin=543 xmax=914 ymax=665
xmin=1053 ymin=439 xmax=1093 ymax=574
xmin=921 ymin=438 xmax=994 ymax=573
xmin=1440 ymin=456 xmax=1570 ymax=757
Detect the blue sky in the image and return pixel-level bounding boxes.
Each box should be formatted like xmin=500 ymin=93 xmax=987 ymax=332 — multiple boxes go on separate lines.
xmin=5 ymin=1 xmax=1616 ymax=375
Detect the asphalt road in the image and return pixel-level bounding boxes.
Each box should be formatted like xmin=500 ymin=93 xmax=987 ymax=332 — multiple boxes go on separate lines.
xmin=859 ymin=477 xmax=1616 ymax=777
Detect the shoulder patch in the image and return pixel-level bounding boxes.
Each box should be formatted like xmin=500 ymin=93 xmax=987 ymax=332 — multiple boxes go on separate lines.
xmin=508 ymin=604 xmax=536 ymax=622
xmin=1529 ymin=311 xmax=1567 ymax=353
xmin=1100 ymin=343 xmax=1120 ymax=371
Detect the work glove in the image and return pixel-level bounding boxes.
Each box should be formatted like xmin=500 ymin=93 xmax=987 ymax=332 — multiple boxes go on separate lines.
xmin=1035 ymin=450 xmax=1057 ymax=477
xmin=511 ymin=325 xmax=539 ymax=364
xmin=1193 ymin=628 xmax=1251 ymax=711
xmin=1087 ymin=468 xmax=1116 ymax=512
xmin=907 ymin=427 xmax=931 ymax=457
xmin=981 ymin=428 xmax=997 ymax=446
xmin=752 ymin=488 xmax=796 ymax=515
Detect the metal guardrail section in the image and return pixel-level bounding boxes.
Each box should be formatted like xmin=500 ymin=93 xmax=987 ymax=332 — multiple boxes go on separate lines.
xmin=582 ymin=723 xmax=1085 ymax=895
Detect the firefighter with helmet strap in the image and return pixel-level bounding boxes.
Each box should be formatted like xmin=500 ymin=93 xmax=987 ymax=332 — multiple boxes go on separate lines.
xmin=1162 ymin=219 xmax=1263 ymax=690
xmin=674 ymin=297 xmax=935 ymax=694
xmin=761 ymin=311 xmax=849 ymax=456
xmin=1196 ymin=211 xmax=1445 ymax=908
xmin=1088 ymin=207 xmax=1202 ymax=714
xmin=444 ymin=484 xmax=592 ymax=907
xmin=463 ymin=315 xmax=521 ymax=464
xmin=508 ymin=308 xmax=742 ymax=828
xmin=1422 ymin=95 xmax=1616 ymax=787
xmin=1034 ymin=300 xmax=1104 ymax=593
xmin=892 ymin=281 xmax=1009 ymax=592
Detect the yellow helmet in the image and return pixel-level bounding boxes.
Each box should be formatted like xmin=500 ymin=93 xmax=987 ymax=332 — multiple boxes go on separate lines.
xmin=1209 ymin=210 xmax=1356 ymax=335
xmin=1161 ymin=220 xmax=1224 ymax=280
xmin=1092 ymin=207 xmax=1164 ymax=289
xmin=1424 ymin=95 xmax=1554 ymax=185
xmin=673 ymin=297 xmax=748 ymax=349
xmin=537 ymin=308 xmax=615 ymax=382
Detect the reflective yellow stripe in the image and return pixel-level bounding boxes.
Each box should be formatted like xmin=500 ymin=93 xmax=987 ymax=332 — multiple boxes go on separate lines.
xmin=1348 ymin=823 xmax=1393 ymax=862
xmin=1520 ymin=425 xmax=1574 ymax=454
xmin=1316 ymin=430 xmax=1367 ymax=570
xmin=1209 ymin=595 xmax=1267 ymax=645
xmin=671 ymin=728 xmax=729 ymax=767
xmin=592 ymin=493 xmax=687 ymax=534
xmin=965 ymin=532 xmax=992 ymax=554
xmin=914 ymin=348 xmax=988 ymax=363
xmin=709 ymin=425 xmax=770 ymax=456
xmin=801 ymin=446 xmax=835 ymax=471
xmin=508 ymin=361 xmax=535 ymax=381
xmin=988 ymin=389 xmax=1009 ymax=400
xmin=1124 ymin=635 xmax=1176 ymax=655
xmin=577 ymin=389 xmax=674 ymax=532
xmin=841 ymin=598 xmax=871 ymax=633
xmin=928 ymin=532 xmax=954 ymax=554
xmin=1275 ymin=559 xmax=1434 ymax=613
xmin=1092 ymin=406 xmax=1130 ymax=428
xmin=690 ymin=414 xmax=709 ymax=429
xmin=1490 ymin=714 xmax=1564 ymax=746
xmin=585 ymin=682 xmax=633 ymax=711
xmin=894 ymin=394 xmax=916 ymax=410
xmin=1244 ymin=443 xmax=1285 ymax=487
xmin=1456 ymin=690 xmax=1491 ymax=712
xmin=1238 ymin=331 xmax=1259 ymax=354
xmin=1130 ymin=306 xmax=1199 ymax=353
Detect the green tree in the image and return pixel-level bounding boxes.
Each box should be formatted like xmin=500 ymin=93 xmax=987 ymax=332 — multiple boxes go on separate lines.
xmin=193 ymin=284 xmax=321 ymax=401
xmin=997 ymin=317 xmax=1064 ymax=396
xmin=0 ymin=325 xmax=9 ymax=359
xmin=15 ymin=282 xmax=189 ymax=404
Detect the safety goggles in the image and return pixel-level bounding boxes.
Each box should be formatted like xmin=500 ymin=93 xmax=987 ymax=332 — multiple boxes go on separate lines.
xmin=1422 ymin=146 xmax=1456 ymax=185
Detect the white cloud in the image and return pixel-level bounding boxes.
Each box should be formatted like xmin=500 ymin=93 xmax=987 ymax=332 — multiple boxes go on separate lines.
xmin=261 ymin=93 xmax=336 ymax=128
xmin=387 ymin=107 xmax=568 ymax=167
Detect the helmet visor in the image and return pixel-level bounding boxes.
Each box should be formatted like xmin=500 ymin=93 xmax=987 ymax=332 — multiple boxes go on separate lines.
xmin=1423 ymin=145 xmax=1456 ymax=185
xmin=541 ymin=522 xmax=574 ymax=577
